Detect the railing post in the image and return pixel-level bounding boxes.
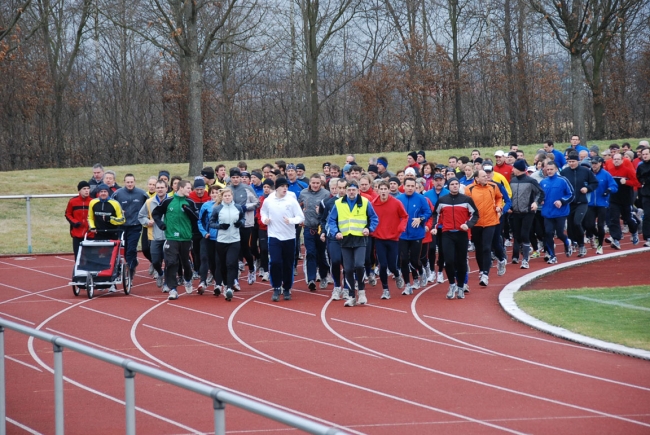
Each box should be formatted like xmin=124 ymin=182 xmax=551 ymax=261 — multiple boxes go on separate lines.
xmin=124 ymin=368 xmax=136 ymax=435
xmin=53 ymin=342 xmax=64 ymax=435
xmin=25 ymin=196 xmax=32 ymax=254
xmin=213 ymin=396 xmax=225 ymax=435
xmin=0 ymin=326 xmax=6 ymax=435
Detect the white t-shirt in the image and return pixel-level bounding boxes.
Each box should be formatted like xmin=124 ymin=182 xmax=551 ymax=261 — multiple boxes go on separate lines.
xmin=260 ymin=192 xmax=305 ymax=241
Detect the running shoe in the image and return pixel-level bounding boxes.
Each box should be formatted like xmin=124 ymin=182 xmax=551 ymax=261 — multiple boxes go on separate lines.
xmin=168 ymin=289 xmax=178 ymax=300
xmin=632 ymin=232 xmax=639 ymax=245
xmin=184 ymin=281 xmax=193 ymax=294
xmin=380 ymin=289 xmax=391 ymax=300
xmin=357 ymin=290 xmax=367 ymax=305
xmin=225 ymin=288 xmax=233 ymax=301
xmin=344 ymin=297 xmax=356 ymax=307
xmin=247 ymin=273 xmax=256 ymax=285
xmin=497 ymin=259 xmax=507 ymax=276
xmin=197 ymin=281 xmax=206 ymax=295
xmin=456 ymin=285 xmax=465 ymax=299
xmin=368 ymin=272 xmax=377 ymax=287
xmin=446 ymin=284 xmax=457 ymax=299
xmin=436 ymin=272 xmax=444 ymax=283
xmin=547 ymin=256 xmax=558 ymax=264
xmin=332 ymin=287 xmax=342 ymax=300
xmin=401 ymin=285 xmax=413 ymax=295
xmin=283 ymin=289 xmax=291 ymax=300
xmin=479 ymin=274 xmax=489 ymax=286
xmin=520 ymin=260 xmax=529 ymax=269
xmin=271 ymin=288 xmax=280 ymax=302
xmin=596 ymin=245 xmax=603 ymax=255
xmin=577 ymin=246 xmax=587 ymax=257
xmin=308 ymin=280 xmax=316 ymax=291
xmin=156 ymin=274 xmax=164 ymax=288
xmin=611 ymin=240 xmax=621 ymax=250
xmin=395 ymin=274 xmax=405 ymax=289
xmin=262 ymin=272 xmax=269 ymax=282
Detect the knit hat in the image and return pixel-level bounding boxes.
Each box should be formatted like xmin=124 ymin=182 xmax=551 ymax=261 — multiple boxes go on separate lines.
xmin=474 ymin=157 xmax=484 ymax=164
xmin=417 ymin=150 xmax=426 ymax=158
xmin=274 ymin=177 xmax=289 ymax=189
xmin=447 ymin=177 xmax=459 ymax=184
xmin=296 ymin=163 xmax=306 ymax=171
xmin=193 ymin=178 xmax=206 ymax=189
xmin=240 ymin=171 xmax=250 ymax=178
xmin=96 ymin=184 xmax=110 ymax=193
xmin=513 ymin=160 xmax=527 ymax=172
xmin=77 ymin=180 xmax=90 ymax=191
xmin=262 ymin=178 xmax=275 ymax=188
xmin=286 ymin=163 xmax=297 ymax=171
xmin=508 ymin=151 xmax=518 ymax=159
xmin=377 ymin=158 xmax=388 ymax=168
xmin=407 ymin=151 xmax=418 ymax=161
xmin=158 ymin=170 xmax=170 ymax=179
xmin=200 ymin=167 xmax=215 ymax=179
xmin=367 ymin=164 xmax=378 ymax=174
xmin=405 ymin=167 xmax=417 ymax=177
xmin=389 ymin=176 xmax=401 ymax=185
xmin=590 ymin=145 xmax=599 ymax=153
xmin=251 ymin=171 xmax=263 ymax=181
xmin=230 ymin=167 xmax=241 ymax=177
xmin=322 ymin=162 xmax=331 ymax=168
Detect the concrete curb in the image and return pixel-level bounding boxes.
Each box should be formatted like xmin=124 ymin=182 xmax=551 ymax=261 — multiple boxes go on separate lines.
xmin=498 ymin=247 xmax=650 ymax=361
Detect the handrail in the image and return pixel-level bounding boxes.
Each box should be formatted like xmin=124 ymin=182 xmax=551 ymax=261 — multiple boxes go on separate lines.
xmin=0 ymin=317 xmax=347 ymax=435
xmin=0 ymin=194 xmax=75 ymax=254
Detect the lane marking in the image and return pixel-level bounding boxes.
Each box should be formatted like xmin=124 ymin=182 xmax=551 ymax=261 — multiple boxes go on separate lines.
xmin=0 ymin=260 xmax=69 ymax=280
xmin=323 ymin=289 xmax=650 ymax=429
xmin=229 ymin=293 xmax=528 ymax=434
xmin=143 ymin=324 xmax=272 ymax=363
xmin=422 ymin=315 xmax=604 ymax=352
xmin=45 ymin=328 xmax=159 ymax=367
xmin=565 ymin=295 xmax=650 ymax=312
xmin=7 ymin=418 xmax=42 ymax=435
xmin=331 ymin=318 xmax=492 ymax=356
xmin=0 ymin=282 xmax=72 ymax=306
xmin=291 ymin=289 xmax=330 ymax=297
xmin=168 ymin=304 xmax=225 ymax=319
xmin=363 ymin=304 xmax=408 ymax=313
xmin=5 ymin=355 xmax=43 ymax=372
xmin=238 ymin=321 xmax=381 ymax=358
xmin=80 ymin=306 xmax=131 ymax=321
xmin=26 ymin=302 xmax=203 ymax=434
xmin=253 ymin=301 xmax=316 ymax=316
xmin=0 ymin=311 xmax=35 ymax=325
xmin=129 ymin=296 xmax=361 ymax=435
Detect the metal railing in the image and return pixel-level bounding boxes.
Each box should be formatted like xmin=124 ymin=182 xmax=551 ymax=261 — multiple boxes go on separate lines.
xmin=0 ymin=194 xmax=75 ymax=254
xmin=0 ymin=317 xmax=347 ymax=435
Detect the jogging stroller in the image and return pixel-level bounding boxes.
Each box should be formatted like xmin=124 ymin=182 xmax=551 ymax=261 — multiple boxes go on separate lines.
xmin=69 ymin=230 xmax=132 ymax=299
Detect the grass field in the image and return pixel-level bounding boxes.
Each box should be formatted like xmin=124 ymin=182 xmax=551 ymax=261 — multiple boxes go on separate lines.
xmin=515 ymin=285 xmax=650 ymax=351
xmin=1 ymin=138 xmax=647 ymax=254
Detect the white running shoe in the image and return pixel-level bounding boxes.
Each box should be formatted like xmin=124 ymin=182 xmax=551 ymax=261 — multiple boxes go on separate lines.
xmin=520 ymin=260 xmax=529 ymax=269
xmin=342 ymin=288 xmax=349 ymax=299
xmin=357 ymin=290 xmax=367 ymax=305
xmin=446 ymin=284 xmax=456 ymax=299
xmin=380 ymin=289 xmax=391 ymax=299
xmin=108 ymin=285 xmax=117 ymax=293
xmin=225 ymin=288 xmax=233 ymax=301
xmin=262 ymin=272 xmax=269 ymax=282
xmin=497 ymin=259 xmax=506 ymax=276
xmin=436 ymin=272 xmax=444 ymax=283
xmin=401 ymin=285 xmax=413 ymax=295
xmin=184 ymin=281 xmax=193 ymax=294
xmin=148 ymin=263 xmax=155 ymax=276
xmin=162 ymin=284 xmax=170 ymax=293
xmin=368 ymin=272 xmax=377 ymax=286
xmin=332 ymin=287 xmax=342 ymax=300
xmin=168 ymin=289 xmax=178 ymax=300
xmin=344 ymin=297 xmax=356 ymax=307
xmin=456 ymin=285 xmax=465 ymax=299
xmin=247 ymin=273 xmax=256 ymax=285
xmin=479 ymin=274 xmax=489 ymax=286
xmin=197 ymin=281 xmax=206 ymax=295
xmin=395 ymin=274 xmax=405 ymax=289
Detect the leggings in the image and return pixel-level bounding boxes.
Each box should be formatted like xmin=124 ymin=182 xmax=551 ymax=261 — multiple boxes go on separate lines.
xmin=567 ymin=203 xmax=588 ymax=247
xmin=543 ymin=216 xmax=569 ymax=257
xmin=472 ymin=225 xmax=496 ymax=274
xmin=239 ymin=227 xmax=255 ymax=271
xmin=327 ymin=238 xmax=343 ymax=288
xmin=441 ymin=231 xmax=469 ymax=286
xmin=342 ymin=246 xmax=366 ymax=298
xmin=584 ymin=206 xmax=607 ymax=246
xmin=258 ymin=229 xmax=269 ymax=272
xmin=399 ymin=239 xmax=422 ymax=284
xmin=510 ymin=213 xmax=534 ymax=261
xmin=374 ymin=239 xmax=399 ymax=289
xmin=215 ymin=241 xmax=240 ymax=288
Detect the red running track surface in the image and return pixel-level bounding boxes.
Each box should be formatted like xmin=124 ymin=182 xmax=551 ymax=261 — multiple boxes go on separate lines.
xmin=1 ymin=239 xmax=649 ymax=435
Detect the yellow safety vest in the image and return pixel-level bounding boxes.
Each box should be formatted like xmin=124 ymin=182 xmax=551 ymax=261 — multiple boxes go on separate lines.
xmin=335 ymin=196 xmax=368 ymax=236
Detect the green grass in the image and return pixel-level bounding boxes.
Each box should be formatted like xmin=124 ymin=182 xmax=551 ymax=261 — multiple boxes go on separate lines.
xmin=515 ymin=285 xmax=650 ymax=351
xmin=0 ymin=138 xmax=647 ymax=254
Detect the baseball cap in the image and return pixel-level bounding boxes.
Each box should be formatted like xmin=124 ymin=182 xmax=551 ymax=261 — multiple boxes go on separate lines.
xmin=494 ymin=150 xmax=505 ymax=157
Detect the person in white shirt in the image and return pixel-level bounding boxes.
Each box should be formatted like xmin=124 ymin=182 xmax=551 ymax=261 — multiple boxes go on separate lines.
xmin=260 ymin=177 xmax=305 ymax=301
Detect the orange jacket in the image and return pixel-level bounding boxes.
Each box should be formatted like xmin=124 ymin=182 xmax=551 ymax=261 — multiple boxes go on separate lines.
xmin=466 ymin=181 xmax=503 ymax=227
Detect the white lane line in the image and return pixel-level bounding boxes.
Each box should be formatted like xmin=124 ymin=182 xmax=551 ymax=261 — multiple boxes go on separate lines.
xmin=325 ymin=291 xmax=650 ymax=429
xmin=45 ymin=328 xmax=159 ymax=367
xmin=422 ymin=315 xmax=604 ymax=352
xmin=0 ymin=282 xmax=72 ymax=306
xmin=143 ymin=324 xmax=271 ymax=363
xmin=55 ymin=256 xmax=74 ymax=262
xmin=26 ymin=302 xmax=202 ymax=434
xmin=238 ymin=321 xmax=381 ymax=358
xmin=0 ymin=260 xmax=69 ymax=280
xmin=230 ymin=292 xmax=526 ymax=435
xmin=131 ymin=294 xmax=162 ymax=302
xmin=566 ymin=295 xmax=650 ymax=312
xmin=168 ymin=304 xmax=225 ymax=319
xmin=0 ymin=311 xmax=35 ymax=325
xmin=80 ymin=306 xmax=131 ymax=321
xmin=253 ymin=301 xmax=316 ymax=316
xmin=5 ymin=356 xmax=42 ymax=372
xmin=292 ymin=289 xmax=330 ymax=297
xmin=331 ymin=318 xmax=492 ymax=356
xmin=130 ymin=296 xmax=360 ymax=435
xmin=7 ymin=417 xmax=42 ymax=435
xmin=363 ymin=304 xmax=408 ymax=313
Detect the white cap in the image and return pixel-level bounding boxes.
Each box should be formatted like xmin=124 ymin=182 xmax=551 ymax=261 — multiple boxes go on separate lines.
xmin=527 ymin=166 xmax=536 ymax=173
xmin=405 ymin=167 xmax=417 ymax=176
xmin=640 ymin=140 xmax=649 ymax=148
xmin=494 ymin=150 xmax=505 ymax=157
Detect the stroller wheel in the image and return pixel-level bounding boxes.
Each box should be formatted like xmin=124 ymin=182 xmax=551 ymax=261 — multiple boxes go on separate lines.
xmin=72 ymin=285 xmax=80 ymax=297
xmin=122 ymin=265 xmax=132 ymax=295
xmin=86 ymin=274 xmax=94 ymax=299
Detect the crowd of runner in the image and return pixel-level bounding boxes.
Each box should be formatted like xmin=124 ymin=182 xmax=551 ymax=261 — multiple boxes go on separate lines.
xmin=65 ymin=136 xmax=650 ymax=303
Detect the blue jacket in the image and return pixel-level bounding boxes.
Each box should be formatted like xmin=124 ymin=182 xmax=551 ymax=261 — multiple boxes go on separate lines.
xmin=540 ymin=173 xmax=574 ymax=218
xmin=198 ymin=200 xmax=218 ymax=240
xmin=588 ymin=169 xmax=618 ymax=208
xmin=397 ymin=192 xmax=432 ymax=240
xmin=287 ymin=179 xmax=308 ymax=198
xmin=251 ymin=182 xmax=264 ymax=197
xmin=551 ymin=149 xmax=567 ymax=168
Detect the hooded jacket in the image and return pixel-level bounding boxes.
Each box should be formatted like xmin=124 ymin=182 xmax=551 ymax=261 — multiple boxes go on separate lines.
xmin=588 ymin=168 xmax=618 ymax=208
xmin=65 ymin=193 xmax=92 ymax=238
xmin=396 ymin=192 xmax=432 ymax=240
xmin=299 ymin=186 xmax=331 ymax=229
xmin=539 ymin=173 xmax=573 ymax=218
xmin=509 ymin=174 xmax=544 ymax=213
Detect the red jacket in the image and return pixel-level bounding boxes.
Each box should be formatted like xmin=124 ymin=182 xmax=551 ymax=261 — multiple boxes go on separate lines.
xmin=189 ymin=191 xmax=210 ymax=204
xmin=360 ymin=187 xmax=378 ymax=201
xmin=65 ymin=194 xmax=92 ymax=238
xmin=422 ymin=197 xmax=434 ymax=244
xmin=370 ymin=195 xmax=408 ymax=241
xmin=256 ymin=195 xmax=268 ymax=230
xmin=494 ymin=163 xmax=513 ymax=182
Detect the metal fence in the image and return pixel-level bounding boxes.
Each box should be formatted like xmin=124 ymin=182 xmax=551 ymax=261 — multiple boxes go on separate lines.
xmin=0 ymin=317 xmax=347 ymax=435
xmin=0 ymin=194 xmax=75 ymax=254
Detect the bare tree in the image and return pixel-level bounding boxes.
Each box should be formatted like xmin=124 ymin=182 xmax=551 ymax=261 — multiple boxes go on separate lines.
xmin=0 ymin=0 xmax=33 ymax=44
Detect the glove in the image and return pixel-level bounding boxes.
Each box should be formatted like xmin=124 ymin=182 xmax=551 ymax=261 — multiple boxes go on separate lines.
xmin=218 ymin=223 xmax=230 ymax=230
xmin=159 ymin=223 xmax=167 ymax=231
xmin=73 ymin=222 xmax=82 ymax=228
xmin=234 ymin=221 xmax=242 ymax=228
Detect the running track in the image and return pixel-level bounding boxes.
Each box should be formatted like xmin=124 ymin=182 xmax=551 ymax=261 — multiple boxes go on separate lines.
xmin=1 ymin=240 xmax=649 ymax=434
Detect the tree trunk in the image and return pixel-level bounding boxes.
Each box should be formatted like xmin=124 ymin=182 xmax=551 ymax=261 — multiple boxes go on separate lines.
xmin=449 ymin=0 xmax=465 ymax=147
xmin=186 ymin=57 xmax=204 ymax=176
xmin=308 ymin=53 xmax=319 ymax=153
xmin=570 ymin=52 xmax=585 ymax=142
xmin=503 ymin=0 xmax=518 ymax=146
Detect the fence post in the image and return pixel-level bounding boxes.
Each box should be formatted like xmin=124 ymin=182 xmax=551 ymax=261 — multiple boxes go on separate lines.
xmin=0 ymin=326 xmax=6 ymax=435
xmin=213 ymin=396 xmax=225 ymax=435
xmin=25 ymin=196 xmax=32 ymax=254
xmin=53 ymin=342 xmax=64 ymax=435
xmin=124 ymin=368 xmax=136 ymax=435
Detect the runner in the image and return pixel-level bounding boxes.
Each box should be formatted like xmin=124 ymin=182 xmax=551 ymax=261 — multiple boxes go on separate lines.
xmin=65 ymin=181 xmax=92 ymax=258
